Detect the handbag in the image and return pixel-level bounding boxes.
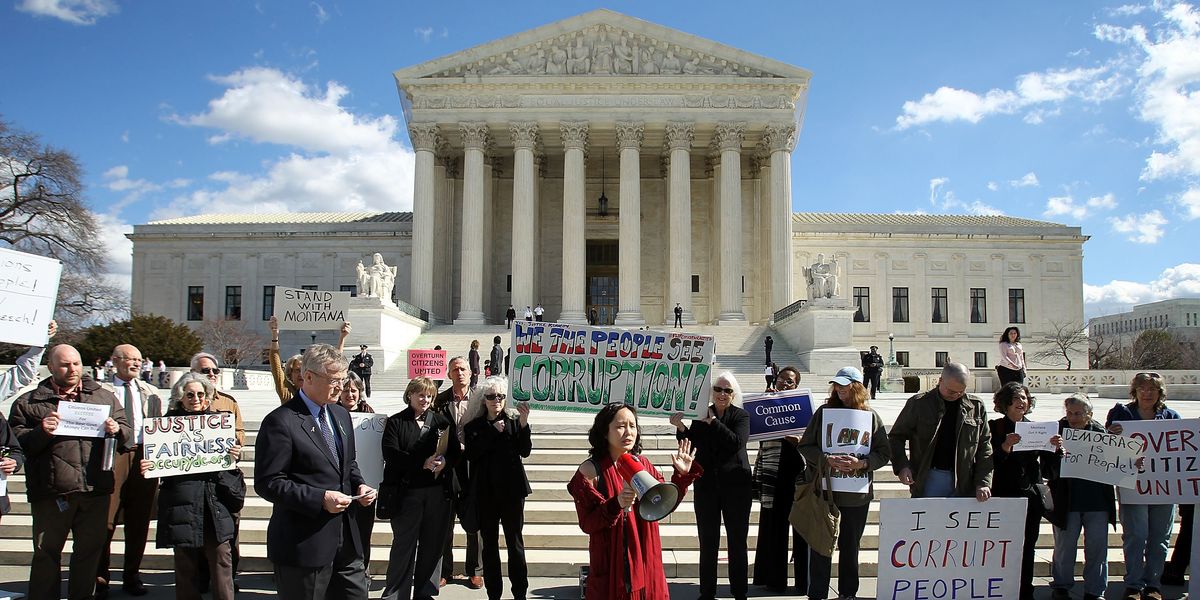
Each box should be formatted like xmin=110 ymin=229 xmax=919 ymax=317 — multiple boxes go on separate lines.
xmin=788 ymin=459 xmax=841 ymax=557
xmin=457 ymin=474 xmax=480 ymax=534
xmin=1032 ymin=482 xmax=1054 ymax=513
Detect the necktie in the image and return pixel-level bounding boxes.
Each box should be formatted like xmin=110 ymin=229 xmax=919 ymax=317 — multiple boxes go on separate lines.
xmin=123 ymin=380 xmax=136 ymax=420
xmin=317 ymin=406 xmax=340 ymax=465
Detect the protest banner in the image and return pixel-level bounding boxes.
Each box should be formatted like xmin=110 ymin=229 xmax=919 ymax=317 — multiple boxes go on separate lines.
xmin=1117 ymin=418 xmax=1200 ymax=504
xmin=1190 ymin=510 xmax=1198 ymax=599
xmin=1012 ymin=421 xmax=1058 ymax=452
xmin=54 ymin=402 xmax=110 ymax=437
xmin=142 ymin=413 xmax=238 ymax=477
xmin=272 ymin=286 xmax=351 ymax=330
xmin=821 ymin=408 xmax=874 ymax=493
xmin=0 ymin=247 xmax=62 ymax=346
xmin=744 ymin=389 xmax=815 ymax=441
xmin=877 ymin=497 xmax=1026 ymax=600
xmin=407 ymin=349 xmax=447 ymax=379
xmin=1060 ymin=427 xmax=1144 ymax=489
xmin=508 ymin=322 xmax=714 ymax=419
xmin=351 ymin=413 xmax=386 ymax=488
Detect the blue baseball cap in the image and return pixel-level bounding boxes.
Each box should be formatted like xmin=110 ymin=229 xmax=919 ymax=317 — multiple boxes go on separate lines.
xmin=830 ymin=366 xmax=864 ymax=386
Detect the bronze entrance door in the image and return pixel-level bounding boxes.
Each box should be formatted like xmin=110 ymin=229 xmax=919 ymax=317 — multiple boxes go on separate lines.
xmin=586 ymin=241 xmax=618 ymax=326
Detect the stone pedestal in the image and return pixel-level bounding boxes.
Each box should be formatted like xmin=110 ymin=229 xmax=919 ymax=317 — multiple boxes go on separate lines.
xmin=347 ymin=296 xmax=429 ymax=371
xmin=773 ymin=299 xmax=859 ymax=375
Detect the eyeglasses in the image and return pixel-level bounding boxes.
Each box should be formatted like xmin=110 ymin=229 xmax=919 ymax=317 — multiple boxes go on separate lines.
xmin=309 ymin=370 xmax=347 ymax=387
xmin=184 ymin=391 xmax=206 ymax=399
xmin=197 ymin=367 xmax=220 ymax=375
xmin=712 ymin=386 xmax=734 ymax=395
xmin=485 ymin=393 xmax=507 ymax=401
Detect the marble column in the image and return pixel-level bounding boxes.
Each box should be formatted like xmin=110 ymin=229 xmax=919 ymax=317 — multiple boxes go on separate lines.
xmin=559 ymin=121 xmax=589 ymax=324
xmin=614 ymin=121 xmax=645 ymax=326
xmin=456 ymin=122 xmax=489 ymax=324
xmin=408 ymin=122 xmax=441 ymax=315
xmin=715 ymin=122 xmax=746 ymax=323
xmin=765 ymin=122 xmax=797 ymax=312
xmin=509 ymin=122 xmax=540 ymax=313
xmin=666 ymin=122 xmax=695 ymax=325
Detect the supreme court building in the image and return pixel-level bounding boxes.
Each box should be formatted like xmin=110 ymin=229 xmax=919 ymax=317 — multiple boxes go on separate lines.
xmin=128 ymin=10 xmax=1089 ymax=369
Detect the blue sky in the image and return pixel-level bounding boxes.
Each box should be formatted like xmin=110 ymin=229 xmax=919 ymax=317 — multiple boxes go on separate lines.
xmin=2 ymin=1 xmax=1198 ymax=318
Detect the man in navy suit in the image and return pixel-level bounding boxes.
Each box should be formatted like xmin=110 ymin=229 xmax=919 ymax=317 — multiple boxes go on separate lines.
xmin=255 ymin=343 xmax=378 ymax=600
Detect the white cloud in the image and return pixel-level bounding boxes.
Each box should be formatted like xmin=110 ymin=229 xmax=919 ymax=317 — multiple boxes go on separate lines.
xmin=925 ymin=177 xmax=1004 ymax=215
xmin=1010 ymin=172 xmax=1040 ymax=187
xmin=310 ymin=1 xmax=329 ymax=24
xmin=928 ymin=177 xmax=949 ymax=205
xmin=1044 ymin=192 xmax=1118 ymax=220
xmin=1088 ymin=192 xmax=1118 ymax=210
xmin=1179 ymin=186 xmax=1200 ymax=219
xmin=1084 ymin=262 xmax=1200 ymax=317
xmin=987 ymin=181 xmax=999 ymax=191
xmin=1108 ymin=209 xmax=1167 ymax=243
xmin=160 ymin=68 xmax=415 ymax=217
xmin=414 ymin=27 xmax=434 ymax=42
xmin=91 ymin=212 xmax=134 ymax=293
xmin=15 ymin=0 xmax=116 ymax=24
xmin=895 ymin=65 xmax=1124 ymax=130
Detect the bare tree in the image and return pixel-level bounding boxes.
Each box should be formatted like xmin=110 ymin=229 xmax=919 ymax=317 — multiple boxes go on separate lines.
xmin=1087 ymin=328 xmax=1124 ymax=369
xmin=1130 ymin=329 xmax=1185 ymax=370
xmin=1032 ymin=320 xmax=1088 ymax=370
xmin=198 ymin=319 xmax=265 ymax=368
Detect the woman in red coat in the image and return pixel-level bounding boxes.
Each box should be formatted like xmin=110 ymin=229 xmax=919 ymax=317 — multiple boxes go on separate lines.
xmin=568 ymin=403 xmax=701 ymax=600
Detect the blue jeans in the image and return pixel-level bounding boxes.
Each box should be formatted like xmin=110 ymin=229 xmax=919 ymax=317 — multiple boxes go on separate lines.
xmin=1051 ymin=511 xmax=1109 ymax=597
xmin=1119 ymin=503 xmax=1176 ymax=590
xmin=921 ymin=468 xmax=955 ymax=498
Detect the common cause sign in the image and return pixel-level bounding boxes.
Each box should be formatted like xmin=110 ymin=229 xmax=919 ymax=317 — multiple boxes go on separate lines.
xmin=744 ymin=389 xmax=815 ymax=441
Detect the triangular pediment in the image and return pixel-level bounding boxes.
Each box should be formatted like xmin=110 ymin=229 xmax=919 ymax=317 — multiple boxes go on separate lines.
xmin=393 ymin=9 xmax=810 ymax=82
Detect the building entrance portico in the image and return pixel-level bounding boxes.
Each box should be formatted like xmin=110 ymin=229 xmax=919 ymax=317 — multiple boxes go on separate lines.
xmin=586 ymin=240 xmax=619 ymax=325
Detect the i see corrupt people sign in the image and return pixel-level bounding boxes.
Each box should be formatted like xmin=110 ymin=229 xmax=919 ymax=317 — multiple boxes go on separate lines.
xmin=509 ymin=322 xmax=714 ymax=419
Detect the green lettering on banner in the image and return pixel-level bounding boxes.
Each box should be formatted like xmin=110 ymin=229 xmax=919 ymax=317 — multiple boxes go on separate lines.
xmin=688 ymin=363 xmax=710 ymax=414
xmin=531 ymin=356 xmax=552 ymax=402
xmin=586 ymin=359 xmax=607 ymax=405
xmin=666 ymin=362 xmax=691 ymax=412
xmin=650 ymin=362 xmax=671 ymax=410
xmin=637 ymin=361 xmax=655 ymax=409
xmin=552 ymin=356 xmax=572 ymax=402
xmin=511 ymin=355 xmax=532 ymax=400
xmin=571 ymin=358 xmax=590 ymax=404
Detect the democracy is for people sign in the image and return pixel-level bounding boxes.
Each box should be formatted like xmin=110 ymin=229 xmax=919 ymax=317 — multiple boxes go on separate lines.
xmin=877 ymin=497 xmax=1026 ymax=600
xmin=272 ymin=286 xmax=351 ymax=330
xmin=142 ymin=413 xmax=239 ymax=477
xmin=744 ymin=389 xmax=815 ymax=441
xmin=0 ymin=247 xmax=62 ymax=347
xmin=509 ymin=322 xmax=714 ymax=419
xmin=1060 ymin=427 xmax=1145 ymax=489
xmin=1116 ymin=418 xmax=1200 ymax=504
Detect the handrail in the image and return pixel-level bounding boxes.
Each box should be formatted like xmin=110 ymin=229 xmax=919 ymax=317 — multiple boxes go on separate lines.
xmin=392 ymin=298 xmax=430 ymax=322
xmin=772 ymin=298 xmax=808 ymax=323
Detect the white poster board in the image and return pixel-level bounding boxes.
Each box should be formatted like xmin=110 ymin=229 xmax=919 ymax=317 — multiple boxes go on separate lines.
xmin=1060 ymin=427 xmax=1144 ymax=489
xmin=272 ymin=286 xmax=351 ymax=331
xmin=350 ymin=413 xmax=386 ymax=489
xmin=877 ymin=497 xmax=1026 ymax=600
xmin=821 ymin=408 xmax=874 ymax=493
xmin=0 ymin=247 xmax=62 ymax=347
xmin=1012 ymin=421 xmax=1058 ymax=452
xmin=142 ymin=413 xmax=238 ymax=477
xmin=1117 ymin=418 xmax=1200 ymax=504
xmin=1190 ymin=507 xmax=1198 ymax=599
xmin=54 ymin=402 xmax=110 ymax=438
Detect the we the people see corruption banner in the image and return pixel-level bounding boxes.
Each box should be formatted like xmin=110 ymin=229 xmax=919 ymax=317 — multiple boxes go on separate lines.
xmin=509 ymin=322 xmax=714 ymax=419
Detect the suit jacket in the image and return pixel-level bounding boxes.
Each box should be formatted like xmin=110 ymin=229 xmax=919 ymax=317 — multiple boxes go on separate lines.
xmin=254 ymin=394 xmax=366 ymax=568
xmin=381 ymin=407 xmax=459 ymax=494
xmin=102 ymin=378 xmax=164 ymax=451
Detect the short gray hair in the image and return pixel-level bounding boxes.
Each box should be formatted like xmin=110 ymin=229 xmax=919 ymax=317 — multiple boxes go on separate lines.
xmin=190 ymin=352 xmax=219 ymax=371
xmin=302 ymin=343 xmax=349 ymax=375
xmin=940 ymin=362 xmax=972 ymax=386
xmin=171 ymin=372 xmax=216 ymax=410
xmin=1064 ymin=392 xmax=1093 ymax=415
xmin=467 ymin=375 xmax=512 ymax=423
xmin=712 ymin=370 xmax=742 ymax=406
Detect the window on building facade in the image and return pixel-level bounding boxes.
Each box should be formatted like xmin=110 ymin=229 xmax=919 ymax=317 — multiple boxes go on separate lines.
xmin=975 ymin=352 xmax=988 ymax=368
xmin=187 ymin=286 xmax=204 ymax=321
xmin=506 ymin=275 xmax=511 ymax=293
xmin=896 ymin=351 xmax=910 ymax=367
xmin=301 ymin=285 xmax=318 ymax=291
xmin=691 ymin=275 xmax=700 ymax=293
xmin=224 ymin=286 xmax=242 ymax=321
xmin=970 ymin=288 xmax=987 ymax=323
xmin=340 ymin=285 xmax=357 ymax=297
xmin=935 ymin=351 xmax=949 ymax=367
xmin=892 ymin=287 xmax=909 ymax=322
xmin=262 ymin=286 xmax=275 ymax=321
xmin=931 ymin=288 xmax=948 ymax=323
xmin=853 ymin=287 xmax=870 ymax=322
xmin=1009 ymin=289 xmax=1026 ymax=323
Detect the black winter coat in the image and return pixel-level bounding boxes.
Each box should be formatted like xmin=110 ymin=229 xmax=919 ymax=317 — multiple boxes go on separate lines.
xmin=155 ymin=408 xmax=245 ymax=549
xmin=464 ymin=413 xmax=532 ymax=502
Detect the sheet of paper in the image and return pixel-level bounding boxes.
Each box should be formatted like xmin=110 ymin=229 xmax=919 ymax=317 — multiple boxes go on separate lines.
xmin=53 ymin=402 xmax=110 ymax=438
xmin=1012 ymin=420 xmax=1057 ymax=452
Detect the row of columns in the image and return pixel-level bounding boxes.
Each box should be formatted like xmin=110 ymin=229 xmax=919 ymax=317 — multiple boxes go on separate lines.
xmin=408 ymin=120 xmax=797 ymax=325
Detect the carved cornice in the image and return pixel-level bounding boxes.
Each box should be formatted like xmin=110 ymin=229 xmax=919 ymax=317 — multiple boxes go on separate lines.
xmin=714 ymin=122 xmax=745 ymax=152
xmin=615 ymin=121 xmax=645 ymax=150
xmin=410 ymin=89 xmax=799 ymax=111
xmin=509 ymin=121 xmax=540 ymax=150
xmin=764 ymin=122 xmax=797 ymax=153
xmin=748 ymin=154 xmax=766 ymax=175
xmin=459 ymin=122 xmax=491 ymax=150
xmin=664 ymin=121 xmax=694 ymax=151
xmin=559 ymin=121 xmax=589 ymax=151
xmin=408 ymin=123 xmax=442 ymax=152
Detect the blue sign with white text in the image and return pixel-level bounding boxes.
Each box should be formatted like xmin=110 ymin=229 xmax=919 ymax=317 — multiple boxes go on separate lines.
xmin=744 ymin=389 xmax=817 ymax=441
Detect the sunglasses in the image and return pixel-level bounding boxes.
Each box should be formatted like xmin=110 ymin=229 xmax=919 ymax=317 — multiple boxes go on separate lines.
xmin=198 ymin=367 xmax=220 ymax=375
xmin=485 ymin=393 xmax=507 ymax=401
xmin=1135 ymin=372 xmax=1162 ymax=379
xmin=184 ymin=391 xmax=206 ymax=399
xmin=712 ymin=386 xmax=734 ymax=395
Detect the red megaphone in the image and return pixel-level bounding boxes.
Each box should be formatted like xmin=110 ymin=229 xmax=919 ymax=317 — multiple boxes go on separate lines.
xmin=616 ymin=453 xmax=680 ymax=522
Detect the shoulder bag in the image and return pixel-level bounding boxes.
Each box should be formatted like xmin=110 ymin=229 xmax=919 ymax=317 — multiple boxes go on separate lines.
xmin=788 ymin=457 xmax=841 ymax=557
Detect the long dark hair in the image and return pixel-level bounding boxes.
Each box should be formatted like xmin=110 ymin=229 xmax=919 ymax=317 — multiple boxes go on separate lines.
xmin=587 ymin=403 xmax=642 ymax=461
xmin=999 ymin=327 xmax=1021 ymax=343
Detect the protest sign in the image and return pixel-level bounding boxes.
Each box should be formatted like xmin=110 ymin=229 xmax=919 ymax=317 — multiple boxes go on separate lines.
xmin=351 ymin=413 xmax=386 ymax=488
xmin=142 ymin=413 xmax=238 ymax=477
xmin=408 ymin=349 xmax=447 ymax=379
xmin=877 ymin=497 xmax=1026 ymax=600
xmin=821 ymin=408 xmax=875 ymax=493
xmin=1117 ymin=418 xmax=1200 ymax=504
xmin=54 ymin=402 xmax=110 ymax=438
xmin=1012 ymin=421 xmax=1058 ymax=452
xmin=0 ymin=247 xmax=62 ymax=346
xmin=744 ymin=389 xmax=815 ymax=441
xmin=1060 ymin=427 xmax=1144 ymax=489
xmin=508 ymin=322 xmax=714 ymax=419
xmin=272 ymin=286 xmax=351 ymax=330
xmin=1190 ymin=510 xmax=1198 ymax=599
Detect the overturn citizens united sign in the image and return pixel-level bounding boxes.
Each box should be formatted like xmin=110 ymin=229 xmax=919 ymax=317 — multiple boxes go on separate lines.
xmin=509 ymin=322 xmax=714 ymax=419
